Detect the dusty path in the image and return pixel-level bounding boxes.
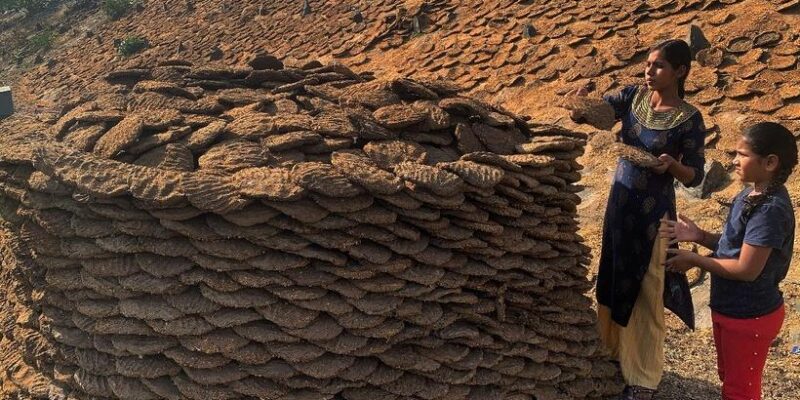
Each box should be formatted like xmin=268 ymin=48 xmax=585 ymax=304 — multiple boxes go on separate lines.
xmin=660 ymin=310 xmax=800 ymax=399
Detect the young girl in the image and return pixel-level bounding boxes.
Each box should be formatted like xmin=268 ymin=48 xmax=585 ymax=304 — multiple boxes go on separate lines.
xmin=661 ymin=121 xmax=797 ymax=400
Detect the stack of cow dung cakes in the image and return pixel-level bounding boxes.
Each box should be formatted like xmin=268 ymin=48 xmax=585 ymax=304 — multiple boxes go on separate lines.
xmin=0 ymin=54 xmax=621 ymax=400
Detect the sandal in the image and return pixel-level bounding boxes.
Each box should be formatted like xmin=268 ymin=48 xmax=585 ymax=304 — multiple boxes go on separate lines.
xmin=618 ymin=385 xmax=657 ymax=400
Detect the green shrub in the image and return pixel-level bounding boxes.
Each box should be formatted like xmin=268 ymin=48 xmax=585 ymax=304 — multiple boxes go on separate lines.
xmin=12 ymin=28 xmax=55 ymax=59
xmin=0 ymin=0 xmax=20 ymax=11
xmin=104 ymin=0 xmax=140 ymax=20
xmin=117 ymin=35 xmax=148 ymax=56
xmin=0 ymin=0 xmax=54 ymax=12
xmin=28 ymin=29 xmax=55 ymax=51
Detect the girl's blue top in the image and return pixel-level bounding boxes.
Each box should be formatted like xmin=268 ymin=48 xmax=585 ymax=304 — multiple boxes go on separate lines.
xmin=596 ymin=85 xmax=706 ymax=328
xmin=712 ymin=185 xmax=794 ymax=318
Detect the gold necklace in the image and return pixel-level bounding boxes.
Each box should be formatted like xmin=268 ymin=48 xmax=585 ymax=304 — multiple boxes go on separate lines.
xmin=631 ymin=86 xmax=698 ymax=130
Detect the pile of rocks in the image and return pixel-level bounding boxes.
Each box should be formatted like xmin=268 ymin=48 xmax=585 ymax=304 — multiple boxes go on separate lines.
xmin=0 ymin=56 xmax=619 ymax=399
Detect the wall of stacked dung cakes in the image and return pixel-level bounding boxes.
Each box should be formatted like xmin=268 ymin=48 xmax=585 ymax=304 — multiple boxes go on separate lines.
xmin=0 ymin=56 xmax=620 ymax=400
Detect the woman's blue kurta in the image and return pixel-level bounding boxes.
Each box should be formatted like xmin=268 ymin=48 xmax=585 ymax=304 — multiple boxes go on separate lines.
xmin=596 ymin=85 xmax=706 ymax=329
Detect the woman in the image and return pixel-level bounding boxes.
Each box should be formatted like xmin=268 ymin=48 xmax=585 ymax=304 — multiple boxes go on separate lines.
xmin=580 ymin=39 xmax=707 ymax=400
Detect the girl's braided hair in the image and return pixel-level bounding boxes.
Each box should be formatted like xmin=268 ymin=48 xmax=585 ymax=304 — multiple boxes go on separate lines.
xmin=740 ymin=121 xmax=798 ymax=220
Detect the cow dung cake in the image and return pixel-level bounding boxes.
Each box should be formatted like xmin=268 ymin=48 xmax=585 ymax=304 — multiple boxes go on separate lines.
xmin=0 ymin=56 xmax=620 ymax=400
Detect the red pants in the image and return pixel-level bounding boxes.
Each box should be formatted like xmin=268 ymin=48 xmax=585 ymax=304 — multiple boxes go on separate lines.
xmin=712 ymin=303 xmax=785 ymax=400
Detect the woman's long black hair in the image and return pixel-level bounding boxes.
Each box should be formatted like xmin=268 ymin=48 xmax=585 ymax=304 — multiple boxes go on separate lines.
xmin=651 ymin=39 xmax=692 ymax=99
xmin=741 ymin=121 xmax=798 ymax=220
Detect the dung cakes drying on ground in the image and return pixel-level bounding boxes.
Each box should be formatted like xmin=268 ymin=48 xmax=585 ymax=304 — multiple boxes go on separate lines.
xmin=0 ymin=55 xmax=620 ymax=400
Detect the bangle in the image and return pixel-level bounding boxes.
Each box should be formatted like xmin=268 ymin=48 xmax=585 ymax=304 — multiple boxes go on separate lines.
xmin=700 ymin=230 xmax=707 ymax=244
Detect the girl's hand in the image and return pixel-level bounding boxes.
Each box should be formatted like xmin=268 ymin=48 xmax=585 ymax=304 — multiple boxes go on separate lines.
xmin=664 ymin=248 xmax=700 ymax=273
xmin=659 ymin=214 xmax=703 ymax=244
xmin=651 ymin=154 xmax=676 ymax=174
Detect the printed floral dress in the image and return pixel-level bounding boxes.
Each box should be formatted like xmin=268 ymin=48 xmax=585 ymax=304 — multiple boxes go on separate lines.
xmin=595 ymin=85 xmax=706 ymax=328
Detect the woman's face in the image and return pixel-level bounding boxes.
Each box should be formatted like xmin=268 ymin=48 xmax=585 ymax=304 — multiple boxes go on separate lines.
xmin=644 ymin=50 xmax=683 ymax=92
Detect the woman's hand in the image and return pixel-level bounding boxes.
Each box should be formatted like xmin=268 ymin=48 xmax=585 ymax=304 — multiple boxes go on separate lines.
xmin=659 ymin=214 xmax=704 ymax=244
xmin=651 ymin=154 xmax=676 ymax=174
xmin=571 ymin=84 xmax=591 ymax=97
xmin=664 ymin=248 xmax=700 ymax=273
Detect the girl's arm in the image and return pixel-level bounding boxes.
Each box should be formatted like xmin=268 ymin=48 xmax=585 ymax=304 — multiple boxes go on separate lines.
xmin=665 ymin=244 xmax=772 ymax=282
xmin=659 ymin=214 xmax=719 ymax=251
xmin=697 ymin=230 xmax=721 ymax=251
xmin=665 ymin=193 xmax=790 ymax=281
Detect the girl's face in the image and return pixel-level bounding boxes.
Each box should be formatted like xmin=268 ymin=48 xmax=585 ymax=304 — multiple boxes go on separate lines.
xmin=644 ymin=50 xmax=685 ymax=92
xmin=733 ymin=138 xmax=778 ymax=185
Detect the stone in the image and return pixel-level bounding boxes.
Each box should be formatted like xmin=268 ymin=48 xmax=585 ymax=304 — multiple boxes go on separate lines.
xmin=0 ymin=86 xmax=14 ymax=118
xmin=247 ymin=52 xmax=283 ymax=70
xmin=686 ymin=25 xmax=710 ymax=59
xmin=523 ymin=24 xmax=536 ymax=38
xmin=680 ymin=160 xmax=729 ymax=199
xmin=352 ymin=9 xmax=363 ymax=23
xmin=208 ymin=46 xmax=223 ymax=61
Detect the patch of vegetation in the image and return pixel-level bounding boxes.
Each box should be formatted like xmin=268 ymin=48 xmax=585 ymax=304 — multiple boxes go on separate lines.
xmin=10 ymin=27 xmax=55 ymax=61
xmin=0 ymin=0 xmax=55 ymax=12
xmin=28 ymin=29 xmax=56 ymax=52
xmin=117 ymin=35 xmax=148 ymax=56
xmin=103 ymin=0 xmax=140 ymax=20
